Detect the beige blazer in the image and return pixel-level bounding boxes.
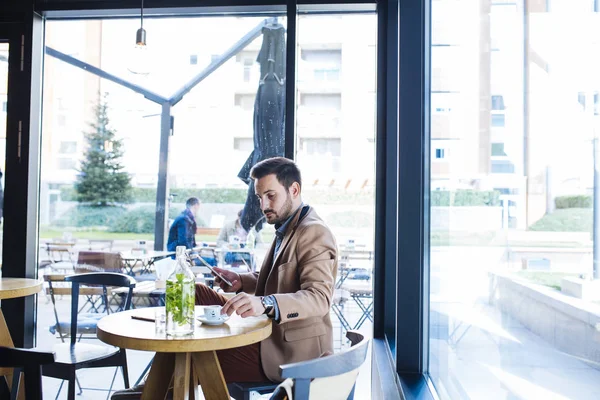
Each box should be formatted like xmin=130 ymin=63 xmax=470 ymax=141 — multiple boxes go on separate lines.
xmin=239 ymin=206 xmax=338 ymax=382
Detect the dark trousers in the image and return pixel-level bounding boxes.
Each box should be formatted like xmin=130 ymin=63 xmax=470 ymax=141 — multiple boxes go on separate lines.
xmin=195 ymin=283 xmax=270 ymax=383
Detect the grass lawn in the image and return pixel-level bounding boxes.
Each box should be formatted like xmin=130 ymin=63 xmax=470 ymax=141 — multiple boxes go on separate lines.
xmin=514 ymin=271 xmax=578 ymax=291
xmin=529 ymin=208 xmax=592 ymax=233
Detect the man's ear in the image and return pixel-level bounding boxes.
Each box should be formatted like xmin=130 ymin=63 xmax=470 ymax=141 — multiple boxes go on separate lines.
xmin=290 ymin=182 xmax=301 ymax=198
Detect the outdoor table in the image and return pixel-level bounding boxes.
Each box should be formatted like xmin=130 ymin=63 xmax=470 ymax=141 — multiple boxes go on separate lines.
xmin=0 ymin=277 xmax=43 ymax=399
xmin=120 ymin=250 xmax=175 ymax=276
xmin=97 ymin=306 xmax=272 ymax=400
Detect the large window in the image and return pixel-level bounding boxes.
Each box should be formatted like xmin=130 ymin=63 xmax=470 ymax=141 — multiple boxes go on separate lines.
xmin=429 ymin=1 xmax=600 ymax=398
xmin=38 ymin=13 xmax=288 ymax=395
xmin=295 ymin=13 xmax=376 ymax=397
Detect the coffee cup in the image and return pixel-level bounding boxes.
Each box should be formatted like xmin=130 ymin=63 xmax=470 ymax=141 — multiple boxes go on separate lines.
xmin=204 ymin=305 xmax=223 ymax=321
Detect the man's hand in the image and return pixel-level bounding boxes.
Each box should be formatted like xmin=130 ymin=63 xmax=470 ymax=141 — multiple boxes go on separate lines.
xmin=221 ymin=293 xmax=265 ymax=318
xmin=212 ymin=267 xmax=242 ymax=292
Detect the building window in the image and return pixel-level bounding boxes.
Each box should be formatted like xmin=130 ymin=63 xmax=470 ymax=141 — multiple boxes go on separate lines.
xmin=491 ymin=143 xmax=507 ymax=156
xmin=300 ymin=49 xmax=342 ymax=81
xmin=234 ymin=94 xmax=255 ymax=111
xmin=233 ymin=137 xmax=253 ymax=152
xmin=2 ymin=101 xmax=6 ymax=112
xmin=299 ymin=138 xmax=341 ymax=157
xmin=59 ymin=141 xmax=77 ymax=154
xmin=578 ymin=91 xmax=600 ymax=115
xmin=435 ymin=148 xmax=445 ymax=159
xmin=491 ymin=113 xmax=505 ymax=127
xmin=491 ymin=160 xmax=515 ymax=173
xmin=236 ymin=51 xmax=258 ymax=82
xmin=299 ymin=93 xmax=342 ymax=110
xmin=491 ymin=95 xmax=505 ymax=110
xmin=190 ymin=54 xmax=198 ymax=65
xmin=58 ymin=158 xmax=77 ymax=170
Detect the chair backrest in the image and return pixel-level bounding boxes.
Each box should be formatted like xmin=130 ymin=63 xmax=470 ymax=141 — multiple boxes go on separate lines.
xmin=43 ymin=274 xmax=105 ymax=341
xmin=0 ymin=346 xmax=55 ymax=400
xmin=276 ymin=331 xmax=369 ymax=400
xmin=88 ymin=239 xmax=114 ymax=251
xmin=75 ymin=251 xmax=123 ymax=274
xmin=65 ymin=272 xmax=136 ymax=345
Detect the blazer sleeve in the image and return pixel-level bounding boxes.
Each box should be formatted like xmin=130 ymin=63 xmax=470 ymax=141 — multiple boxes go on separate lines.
xmin=272 ymin=223 xmax=337 ymax=324
xmin=239 ymin=272 xmax=259 ymax=294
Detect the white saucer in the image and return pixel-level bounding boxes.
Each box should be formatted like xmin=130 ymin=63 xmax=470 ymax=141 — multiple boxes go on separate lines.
xmin=198 ymin=315 xmax=230 ymax=326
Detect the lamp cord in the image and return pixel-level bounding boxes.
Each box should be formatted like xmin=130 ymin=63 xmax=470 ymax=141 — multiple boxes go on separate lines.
xmin=140 ymin=0 xmax=144 ymax=29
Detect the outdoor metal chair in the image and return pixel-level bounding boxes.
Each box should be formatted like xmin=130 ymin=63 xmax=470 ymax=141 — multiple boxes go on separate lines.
xmin=42 ymin=272 xmax=136 ymax=400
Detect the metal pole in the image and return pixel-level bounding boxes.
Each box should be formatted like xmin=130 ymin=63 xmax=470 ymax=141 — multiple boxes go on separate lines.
xmin=154 ymin=103 xmax=172 ymax=251
xmin=594 ymin=137 xmax=599 ymax=280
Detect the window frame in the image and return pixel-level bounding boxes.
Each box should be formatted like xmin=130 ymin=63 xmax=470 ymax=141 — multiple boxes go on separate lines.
xmin=3 ymin=1 xmax=443 ymax=399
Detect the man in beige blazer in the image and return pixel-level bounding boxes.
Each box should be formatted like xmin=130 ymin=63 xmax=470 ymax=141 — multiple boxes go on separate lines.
xmin=195 ymin=156 xmax=338 ymax=383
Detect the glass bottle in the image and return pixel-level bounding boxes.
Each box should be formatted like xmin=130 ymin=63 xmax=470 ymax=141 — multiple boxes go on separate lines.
xmin=246 ymin=226 xmax=256 ymax=250
xmin=165 ymin=246 xmax=196 ymax=336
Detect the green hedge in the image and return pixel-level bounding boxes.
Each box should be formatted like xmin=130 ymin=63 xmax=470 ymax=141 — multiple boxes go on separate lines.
xmin=431 ymin=190 xmax=500 ymax=207
xmin=59 ymin=186 xmax=499 ymax=207
xmin=53 ymin=205 xmax=126 ymax=227
xmin=555 ymin=195 xmax=592 ymax=209
xmin=60 ymin=186 xmax=248 ymax=204
xmin=53 ymin=205 xmax=207 ymax=233
xmin=109 ymin=206 xmax=180 ymax=233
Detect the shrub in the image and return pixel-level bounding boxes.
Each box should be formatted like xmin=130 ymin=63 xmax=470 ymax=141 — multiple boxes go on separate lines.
xmin=62 ymin=186 xmax=248 ymax=204
xmin=431 ymin=190 xmax=500 ymax=207
xmin=555 ymin=195 xmax=592 ymax=209
xmin=109 ymin=206 xmax=206 ymax=233
xmin=53 ymin=205 xmax=126 ymax=228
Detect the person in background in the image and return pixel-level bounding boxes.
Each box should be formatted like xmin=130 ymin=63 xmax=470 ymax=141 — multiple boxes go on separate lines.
xmin=217 ymin=209 xmax=262 ymax=269
xmin=167 ymin=197 xmax=200 ymax=252
xmin=217 ymin=209 xmax=249 ymax=247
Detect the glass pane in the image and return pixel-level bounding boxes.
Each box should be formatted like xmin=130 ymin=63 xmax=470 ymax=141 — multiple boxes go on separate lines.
xmin=38 ymin=13 xmax=286 ymax=394
xmin=429 ymin=1 xmax=600 ymax=399
xmin=295 ymin=12 xmax=376 ymax=399
xmin=0 ymin=42 xmax=7 ymax=265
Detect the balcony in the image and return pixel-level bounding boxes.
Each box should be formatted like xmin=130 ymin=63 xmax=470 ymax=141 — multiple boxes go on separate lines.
xmin=296 ymin=109 xmax=341 ymax=137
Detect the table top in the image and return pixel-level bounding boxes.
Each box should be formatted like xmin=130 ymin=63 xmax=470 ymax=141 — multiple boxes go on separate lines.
xmin=120 ymin=250 xmax=175 ymax=261
xmin=214 ymin=247 xmax=254 ymax=254
xmin=97 ymin=306 xmax=271 ymax=353
xmin=0 ymin=278 xmax=43 ymax=300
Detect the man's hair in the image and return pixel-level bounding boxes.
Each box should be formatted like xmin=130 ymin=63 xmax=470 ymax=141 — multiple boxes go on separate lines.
xmin=186 ymin=197 xmax=200 ymax=208
xmin=250 ymin=157 xmax=302 ymax=190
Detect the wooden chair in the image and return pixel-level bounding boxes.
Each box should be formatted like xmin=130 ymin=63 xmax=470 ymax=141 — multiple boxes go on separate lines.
xmin=0 ymin=346 xmax=55 ymax=400
xmin=75 ymin=251 xmax=124 ymax=274
xmin=42 ymin=272 xmax=136 ymax=400
xmin=88 ymin=239 xmax=114 ymax=251
xmin=229 ymin=331 xmax=368 ymax=400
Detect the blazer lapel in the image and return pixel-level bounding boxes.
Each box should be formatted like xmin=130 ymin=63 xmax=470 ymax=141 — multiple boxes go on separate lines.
xmin=264 ymin=207 xmax=308 ymax=289
xmin=255 ymin=239 xmax=276 ymax=296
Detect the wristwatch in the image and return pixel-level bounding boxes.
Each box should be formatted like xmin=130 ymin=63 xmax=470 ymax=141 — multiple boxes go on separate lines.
xmin=261 ymin=295 xmax=275 ymax=315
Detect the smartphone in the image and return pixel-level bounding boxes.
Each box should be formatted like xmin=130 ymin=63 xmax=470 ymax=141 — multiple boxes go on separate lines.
xmin=192 ymin=254 xmax=233 ymax=287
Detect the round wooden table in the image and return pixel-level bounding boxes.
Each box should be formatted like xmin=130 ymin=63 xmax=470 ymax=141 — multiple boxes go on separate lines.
xmin=97 ymin=306 xmax=272 ymax=400
xmin=0 ymin=278 xmax=43 ymax=400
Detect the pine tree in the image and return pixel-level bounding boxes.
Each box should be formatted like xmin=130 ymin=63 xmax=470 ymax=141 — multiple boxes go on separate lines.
xmin=76 ymin=93 xmax=132 ymax=206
